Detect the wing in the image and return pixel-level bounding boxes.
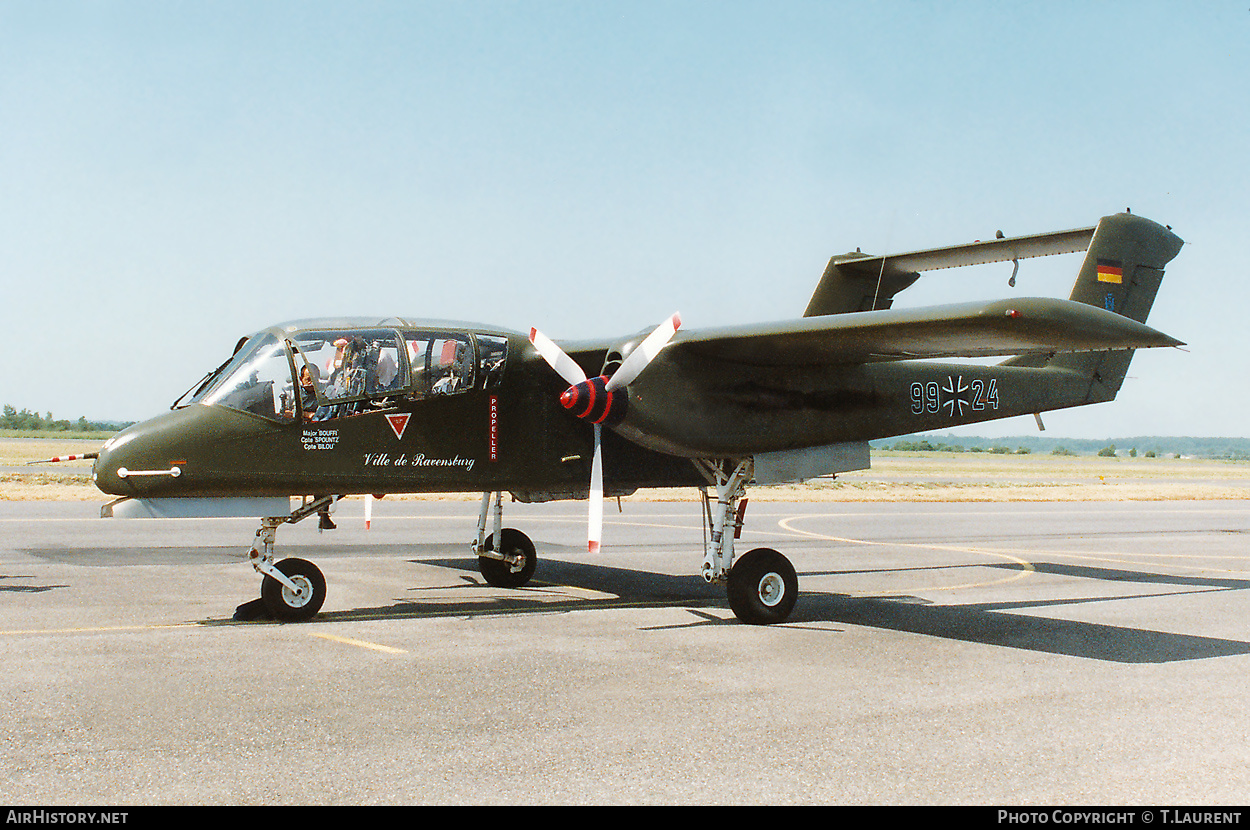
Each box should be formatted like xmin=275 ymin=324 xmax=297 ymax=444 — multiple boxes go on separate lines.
xmin=665 ymin=297 xmax=1183 ymax=367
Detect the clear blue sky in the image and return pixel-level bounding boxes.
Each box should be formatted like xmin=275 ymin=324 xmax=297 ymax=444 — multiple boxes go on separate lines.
xmin=2 ymin=1 xmax=1246 ymax=438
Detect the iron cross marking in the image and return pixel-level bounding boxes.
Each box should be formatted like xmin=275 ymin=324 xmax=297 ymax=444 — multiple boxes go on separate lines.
xmin=941 ymin=375 xmax=970 ymax=417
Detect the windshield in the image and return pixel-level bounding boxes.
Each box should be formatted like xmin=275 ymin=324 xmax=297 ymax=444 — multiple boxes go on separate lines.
xmin=173 ymin=334 xmax=257 ymax=409
xmin=199 ymin=333 xmax=296 ymax=422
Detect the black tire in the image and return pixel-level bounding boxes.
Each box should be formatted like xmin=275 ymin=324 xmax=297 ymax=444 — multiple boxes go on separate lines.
xmin=727 ymin=548 xmax=798 ymax=625
xmin=478 ymin=528 xmax=537 ymax=588
xmin=260 ymin=558 xmax=326 ymax=622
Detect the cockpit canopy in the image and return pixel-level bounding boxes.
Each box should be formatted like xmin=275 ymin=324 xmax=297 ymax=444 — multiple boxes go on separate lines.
xmin=187 ymin=327 xmax=508 ymax=423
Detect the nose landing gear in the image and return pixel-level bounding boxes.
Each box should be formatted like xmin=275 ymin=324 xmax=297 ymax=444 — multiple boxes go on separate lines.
xmin=234 ymin=495 xmax=337 ymax=622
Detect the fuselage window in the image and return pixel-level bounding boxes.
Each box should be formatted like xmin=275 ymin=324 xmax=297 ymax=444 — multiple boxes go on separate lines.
xmin=403 ymin=332 xmax=475 ymax=399
xmin=476 ymin=335 xmax=508 ymax=389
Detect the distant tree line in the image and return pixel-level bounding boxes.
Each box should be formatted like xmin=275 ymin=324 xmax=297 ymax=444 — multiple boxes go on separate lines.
xmin=1 ymin=405 xmax=131 ymax=433
xmin=876 ymin=433 xmax=1250 ymax=460
xmin=886 ymin=439 xmax=1032 ymax=455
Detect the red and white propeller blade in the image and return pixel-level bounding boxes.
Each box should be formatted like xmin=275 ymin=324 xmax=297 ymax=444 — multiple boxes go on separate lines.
xmin=529 ymin=327 xmax=587 ymax=386
xmin=588 ymin=425 xmax=603 ymax=554
xmin=605 ymin=312 xmax=681 ymax=391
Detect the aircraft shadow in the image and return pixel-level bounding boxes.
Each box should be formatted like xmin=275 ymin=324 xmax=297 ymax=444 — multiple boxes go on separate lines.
xmin=987 ymin=560 xmax=1250 ymax=591
xmin=52 ymin=540 xmax=1244 ymax=663
xmin=314 ymin=555 xmax=1250 ymax=663
xmin=26 ymin=541 xmax=1248 ymax=662
xmin=313 ymin=557 xmax=723 ymax=624
xmin=792 ymin=592 xmax=1250 ymax=663
xmin=791 ymin=559 xmax=1250 ymax=663
xmin=0 ymin=575 xmax=66 ymax=593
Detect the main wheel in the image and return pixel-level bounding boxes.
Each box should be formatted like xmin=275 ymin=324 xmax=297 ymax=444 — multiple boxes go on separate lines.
xmin=260 ymin=557 xmax=326 ymax=622
xmin=727 ymin=548 xmax=798 ymax=625
xmin=478 ymin=528 xmax=537 ymax=588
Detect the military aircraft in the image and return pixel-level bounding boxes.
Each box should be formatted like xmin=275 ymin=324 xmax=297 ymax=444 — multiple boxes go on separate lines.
xmin=68 ymin=211 xmax=1183 ymax=625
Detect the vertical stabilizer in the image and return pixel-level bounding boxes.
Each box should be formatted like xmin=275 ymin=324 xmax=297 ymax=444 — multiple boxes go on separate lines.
xmin=1005 ymin=212 xmax=1183 ymax=401
xmin=803 ymin=254 xmax=920 ymax=316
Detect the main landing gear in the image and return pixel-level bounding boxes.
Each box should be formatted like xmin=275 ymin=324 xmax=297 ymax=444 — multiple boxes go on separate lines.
xmin=696 ymin=459 xmax=798 ymax=625
xmin=233 ymin=495 xmax=335 ymax=622
xmin=473 ymin=492 xmax=537 ymax=588
xmin=472 ymin=469 xmax=798 ymax=625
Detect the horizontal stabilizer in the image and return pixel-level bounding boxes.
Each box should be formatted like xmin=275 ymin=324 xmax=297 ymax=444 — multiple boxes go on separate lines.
xmin=805 ymin=225 xmax=1097 ymax=316
xmin=670 ymin=297 xmax=1182 ymax=367
xmin=839 ymin=226 xmax=1096 ymax=276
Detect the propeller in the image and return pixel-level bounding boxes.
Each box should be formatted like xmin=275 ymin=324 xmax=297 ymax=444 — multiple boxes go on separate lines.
xmin=529 ymin=313 xmax=681 ymax=553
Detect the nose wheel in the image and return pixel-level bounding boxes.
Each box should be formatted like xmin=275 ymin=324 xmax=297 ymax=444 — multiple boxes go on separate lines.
xmin=235 ymin=497 xmax=337 ymax=622
xmin=260 ymin=557 xmax=326 ymax=622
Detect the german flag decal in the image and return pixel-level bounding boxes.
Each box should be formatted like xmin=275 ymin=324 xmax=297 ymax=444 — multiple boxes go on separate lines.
xmin=1096 ymin=258 xmax=1123 ymax=284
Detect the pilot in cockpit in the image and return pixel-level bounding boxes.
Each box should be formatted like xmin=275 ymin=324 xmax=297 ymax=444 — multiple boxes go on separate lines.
xmin=325 ymin=338 xmax=349 ymax=387
xmin=297 ymin=363 xmax=321 ymax=422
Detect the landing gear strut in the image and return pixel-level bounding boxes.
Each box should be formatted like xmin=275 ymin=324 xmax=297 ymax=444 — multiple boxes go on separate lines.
xmin=234 ymin=495 xmax=336 ymax=622
xmin=697 ymin=459 xmax=799 ymax=625
xmin=472 ymin=491 xmax=537 ymax=588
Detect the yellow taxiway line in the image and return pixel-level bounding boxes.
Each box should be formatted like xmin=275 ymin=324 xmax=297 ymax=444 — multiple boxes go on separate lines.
xmin=305 ymin=631 xmax=408 ymax=654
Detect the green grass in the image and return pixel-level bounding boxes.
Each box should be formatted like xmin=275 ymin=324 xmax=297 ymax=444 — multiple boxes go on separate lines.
xmin=0 ymin=428 xmax=119 ymax=440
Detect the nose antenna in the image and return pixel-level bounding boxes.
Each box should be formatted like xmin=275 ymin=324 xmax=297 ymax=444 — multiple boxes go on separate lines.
xmin=26 ymin=452 xmax=99 ymax=465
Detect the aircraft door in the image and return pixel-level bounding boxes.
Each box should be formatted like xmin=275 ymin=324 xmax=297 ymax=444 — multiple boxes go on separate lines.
xmin=290 ymin=329 xmax=407 ymax=420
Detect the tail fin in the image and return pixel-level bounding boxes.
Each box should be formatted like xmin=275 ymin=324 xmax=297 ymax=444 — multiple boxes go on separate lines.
xmin=803 ymin=253 xmax=920 ymax=315
xmin=1004 ymin=212 xmax=1183 ymax=401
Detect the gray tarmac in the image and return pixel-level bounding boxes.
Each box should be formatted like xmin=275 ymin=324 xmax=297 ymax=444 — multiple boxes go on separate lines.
xmin=2 ymin=497 xmax=1250 ymax=805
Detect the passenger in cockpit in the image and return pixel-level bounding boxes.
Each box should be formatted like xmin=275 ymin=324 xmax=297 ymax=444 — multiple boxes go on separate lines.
xmin=375 ymin=351 xmax=398 ymax=392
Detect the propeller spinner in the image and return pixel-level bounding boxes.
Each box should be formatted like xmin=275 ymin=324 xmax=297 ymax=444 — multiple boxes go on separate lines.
xmin=529 ymin=313 xmax=681 ymax=553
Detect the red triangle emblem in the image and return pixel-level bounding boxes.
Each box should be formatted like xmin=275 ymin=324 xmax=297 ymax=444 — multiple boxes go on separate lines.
xmin=385 ymin=413 xmax=410 ymax=440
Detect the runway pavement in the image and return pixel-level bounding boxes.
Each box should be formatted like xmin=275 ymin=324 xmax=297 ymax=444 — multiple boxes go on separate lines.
xmin=2 ymin=497 xmax=1249 ymax=804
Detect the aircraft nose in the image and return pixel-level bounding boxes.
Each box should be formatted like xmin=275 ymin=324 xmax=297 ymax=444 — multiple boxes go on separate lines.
xmin=91 ymin=409 xmax=195 ymax=497
xmin=92 ymin=428 xmax=143 ymax=495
